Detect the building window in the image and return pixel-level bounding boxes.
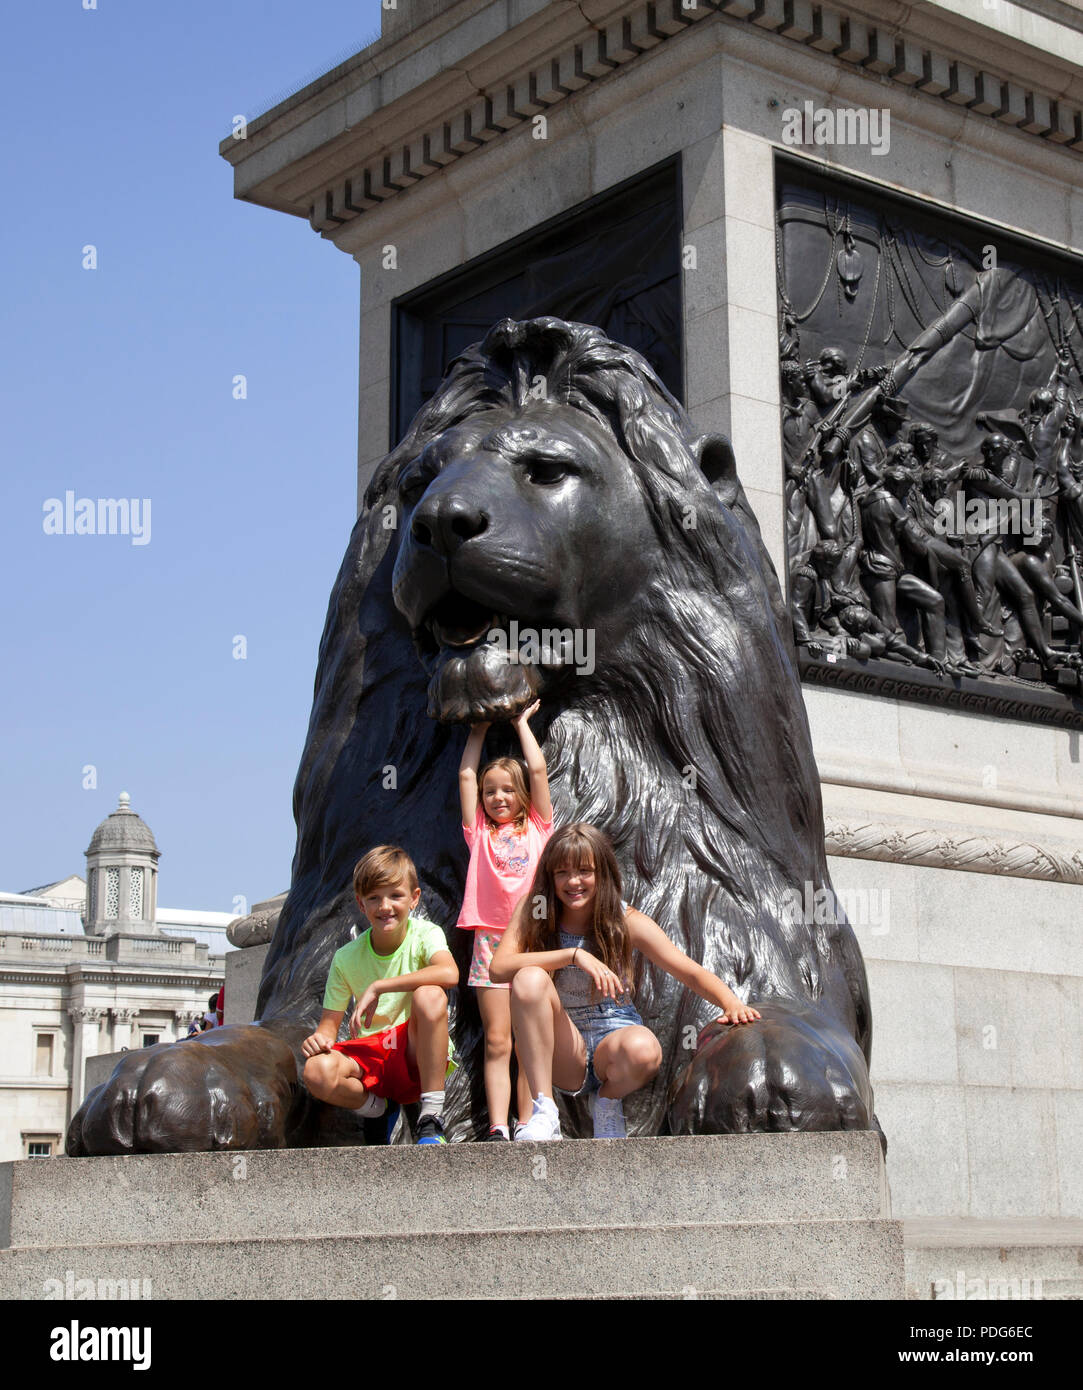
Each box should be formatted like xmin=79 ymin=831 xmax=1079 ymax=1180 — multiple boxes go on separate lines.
xmin=34 ymin=1032 xmax=55 ymax=1077
xmin=105 ymin=867 xmax=120 ymax=919
xmin=142 ymin=1033 xmax=160 ymax=1047
xmin=129 ymin=867 xmax=143 ymax=920
xmin=24 ymin=1137 xmax=57 ymax=1158
xmin=86 ymin=868 xmax=96 ymax=922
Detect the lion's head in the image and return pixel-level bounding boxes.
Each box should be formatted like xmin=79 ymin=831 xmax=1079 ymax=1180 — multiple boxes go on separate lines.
xmin=259 ymin=318 xmax=871 ymax=1140
xmin=383 ymin=317 xmax=790 ymax=727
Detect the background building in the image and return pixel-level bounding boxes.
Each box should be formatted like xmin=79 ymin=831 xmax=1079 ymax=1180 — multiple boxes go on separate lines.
xmin=0 ymin=794 xmax=232 ymax=1161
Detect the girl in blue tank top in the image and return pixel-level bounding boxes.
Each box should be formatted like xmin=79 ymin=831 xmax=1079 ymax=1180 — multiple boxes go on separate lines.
xmin=490 ymin=822 xmax=759 ymax=1140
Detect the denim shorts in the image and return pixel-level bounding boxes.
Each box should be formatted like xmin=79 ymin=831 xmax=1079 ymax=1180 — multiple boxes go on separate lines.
xmin=557 ymin=999 xmax=644 ymax=1098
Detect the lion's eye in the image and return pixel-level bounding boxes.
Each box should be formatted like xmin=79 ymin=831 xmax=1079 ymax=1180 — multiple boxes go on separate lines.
xmin=399 ymin=463 xmax=437 ymax=504
xmin=523 ymin=456 xmax=570 ymax=485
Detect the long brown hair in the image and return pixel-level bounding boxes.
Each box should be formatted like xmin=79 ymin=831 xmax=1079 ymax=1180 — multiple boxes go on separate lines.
xmin=478 ymin=756 xmax=530 ymax=830
xmin=520 ymin=823 xmax=633 ymax=984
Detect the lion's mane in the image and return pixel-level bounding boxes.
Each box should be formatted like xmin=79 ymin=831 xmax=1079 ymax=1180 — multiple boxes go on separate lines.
xmin=258 ymin=318 xmax=872 ymax=1138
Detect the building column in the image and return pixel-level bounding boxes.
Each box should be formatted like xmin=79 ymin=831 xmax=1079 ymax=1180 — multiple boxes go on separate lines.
xmin=112 ymin=1007 xmax=137 ymax=1052
xmin=68 ymin=1007 xmax=105 ymax=1111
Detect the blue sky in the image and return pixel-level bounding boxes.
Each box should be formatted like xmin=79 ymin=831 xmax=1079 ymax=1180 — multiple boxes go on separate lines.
xmin=1 ymin=1 xmax=384 ymax=912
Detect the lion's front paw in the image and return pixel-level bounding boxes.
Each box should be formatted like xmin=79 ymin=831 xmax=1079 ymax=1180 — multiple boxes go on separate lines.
xmin=67 ymin=1025 xmax=303 ymax=1155
xmin=667 ymin=1001 xmax=872 ymax=1135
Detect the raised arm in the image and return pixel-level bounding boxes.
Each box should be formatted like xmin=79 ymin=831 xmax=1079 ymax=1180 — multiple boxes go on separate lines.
xmin=459 ymin=721 xmax=490 ymax=828
xmin=624 ymin=909 xmax=761 ymax=1024
xmin=512 ymin=700 xmax=552 ymax=822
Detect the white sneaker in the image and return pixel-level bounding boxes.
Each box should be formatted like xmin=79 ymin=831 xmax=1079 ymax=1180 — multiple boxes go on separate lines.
xmin=358 ymin=1092 xmax=387 ymax=1118
xmin=590 ymin=1094 xmax=627 ymax=1139
xmin=514 ymin=1096 xmax=562 ymax=1142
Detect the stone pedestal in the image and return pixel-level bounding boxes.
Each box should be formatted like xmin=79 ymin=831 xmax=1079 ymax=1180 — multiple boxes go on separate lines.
xmin=84 ymin=1050 xmax=129 ymax=1097
xmin=0 ymin=1132 xmax=903 ymax=1299
xmin=224 ymin=942 xmax=270 ymax=1025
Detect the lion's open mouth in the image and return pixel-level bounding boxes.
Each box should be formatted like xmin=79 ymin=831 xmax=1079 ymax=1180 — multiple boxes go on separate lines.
xmin=413 ymin=592 xmax=542 ymax=723
xmin=425 ymin=593 xmax=497 ymax=650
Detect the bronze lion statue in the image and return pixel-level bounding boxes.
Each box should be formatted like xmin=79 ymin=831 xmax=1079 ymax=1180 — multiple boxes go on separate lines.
xmin=69 ymin=317 xmax=878 ymax=1152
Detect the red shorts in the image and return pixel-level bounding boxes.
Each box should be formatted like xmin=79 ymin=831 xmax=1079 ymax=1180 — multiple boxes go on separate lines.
xmin=332 ymin=1022 xmax=421 ymax=1105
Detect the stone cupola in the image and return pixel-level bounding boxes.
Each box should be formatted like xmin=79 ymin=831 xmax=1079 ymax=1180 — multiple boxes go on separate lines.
xmin=84 ymin=792 xmax=161 ymax=936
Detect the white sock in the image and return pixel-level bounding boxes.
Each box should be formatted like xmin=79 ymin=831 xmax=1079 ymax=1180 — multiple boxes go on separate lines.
xmin=358 ymin=1092 xmax=387 ymax=1118
xmin=534 ymin=1093 xmax=557 ymax=1111
xmin=419 ymin=1090 xmax=445 ymax=1120
xmin=490 ymin=1124 xmax=510 ymax=1138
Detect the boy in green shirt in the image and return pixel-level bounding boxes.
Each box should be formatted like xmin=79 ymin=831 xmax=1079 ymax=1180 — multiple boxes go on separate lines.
xmin=302 ymin=845 xmax=458 ymax=1144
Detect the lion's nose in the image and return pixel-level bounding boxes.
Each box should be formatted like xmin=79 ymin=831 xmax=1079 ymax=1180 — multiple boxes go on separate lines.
xmin=410 ymin=494 xmax=488 ymax=555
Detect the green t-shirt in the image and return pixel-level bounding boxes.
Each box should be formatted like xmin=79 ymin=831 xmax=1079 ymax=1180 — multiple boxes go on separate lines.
xmin=323 ymin=916 xmax=454 ymax=1058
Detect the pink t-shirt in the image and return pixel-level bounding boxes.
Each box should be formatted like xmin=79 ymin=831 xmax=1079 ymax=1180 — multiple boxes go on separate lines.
xmin=457 ymin=804 xmax=554 ymax=932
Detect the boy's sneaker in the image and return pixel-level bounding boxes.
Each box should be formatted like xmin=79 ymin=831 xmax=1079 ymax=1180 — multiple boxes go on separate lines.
xmin=415 ymin=1114 xmax=446 ymax=1146
xmin=590 ymin=1094 xmax=627 ymax=1139
xmin=485 ymin=1126 xmax=510 ymax=1141
xmin=513 ymin=1096 xmax=562 ymax=1142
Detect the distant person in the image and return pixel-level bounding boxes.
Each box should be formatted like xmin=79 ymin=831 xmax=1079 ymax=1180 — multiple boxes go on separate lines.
xmin=202 ymin=992 xmax=220 ymax=1031
xmin=301 ymin=846 xmax=458 ymax=1145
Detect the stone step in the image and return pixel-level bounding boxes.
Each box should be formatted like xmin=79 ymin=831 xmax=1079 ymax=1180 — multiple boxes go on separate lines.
xmin=0 ymin=1218 xmax=904 ymax=1300
xmin=1 ymin=1131 xmax=887 ymax=1249
xmin=903 ymin=1219 xmax=1083 ymax=1300
xmin=594 ymin=1287 xmax=839 ymax=1299
xmin=1043 ymin=1278 xmax=1083 ymax=1299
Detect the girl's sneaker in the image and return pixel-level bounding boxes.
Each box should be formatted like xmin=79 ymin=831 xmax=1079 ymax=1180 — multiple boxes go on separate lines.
xmin=485 ymin=1126 xmax=510 ymax=1141
xmin=514 ymin=1096 xmax=562 ymax=1142
xmin=590 ymin=1094 xmax=627 ymax=1139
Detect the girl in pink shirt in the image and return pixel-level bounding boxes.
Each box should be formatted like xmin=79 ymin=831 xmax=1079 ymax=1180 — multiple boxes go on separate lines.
xmin=458 ymin=700 xmax=553 ymax=1140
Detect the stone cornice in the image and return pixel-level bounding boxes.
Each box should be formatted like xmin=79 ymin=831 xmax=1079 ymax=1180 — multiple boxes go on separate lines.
xmin=0 ymin=1079 xmax=71 ymax=1091
xmin=825 ymin=813 xmax=1083 ymax=883
xmin=0 ymin=969 xmax=222 ymax=989
xmin=220 ymin=0 xmax=1083 ymax=238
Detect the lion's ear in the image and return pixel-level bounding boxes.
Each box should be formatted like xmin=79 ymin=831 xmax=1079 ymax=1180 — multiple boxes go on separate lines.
xmin=692 ymin=433 xmax=739 ymax=507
